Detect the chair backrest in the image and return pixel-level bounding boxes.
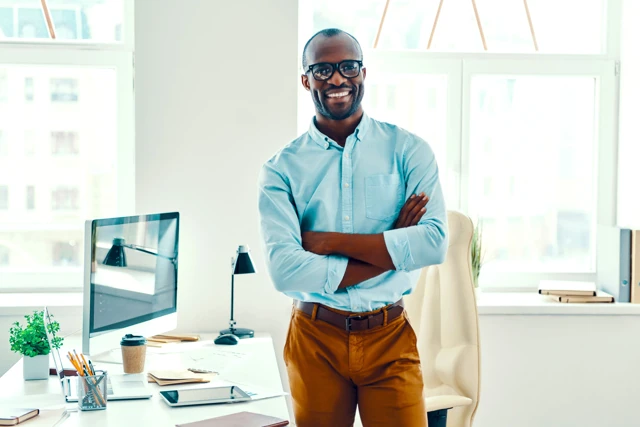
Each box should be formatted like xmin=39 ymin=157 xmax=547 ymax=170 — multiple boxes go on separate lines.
xmin=404 ymin=210 xmax=480 ymax=427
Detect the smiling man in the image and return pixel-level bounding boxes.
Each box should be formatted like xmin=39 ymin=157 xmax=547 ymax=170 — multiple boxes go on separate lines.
xmin=258 ymin=28 xmax=448 ymax=427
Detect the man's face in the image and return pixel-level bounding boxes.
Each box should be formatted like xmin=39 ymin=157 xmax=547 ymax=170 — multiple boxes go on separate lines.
xmin=302 ymin=35 xmax=366 ymax=121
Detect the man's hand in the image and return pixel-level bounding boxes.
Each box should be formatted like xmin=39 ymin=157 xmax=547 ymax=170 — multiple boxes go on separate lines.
xmin=302 ymin=231 xmax=335 ymax=255
xmin=393 ymin=192 xmax=429 ymax=229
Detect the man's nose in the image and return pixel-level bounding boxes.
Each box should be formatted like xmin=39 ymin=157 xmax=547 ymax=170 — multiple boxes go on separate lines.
xmin=326 ymin=67 xmax=348 ymax=87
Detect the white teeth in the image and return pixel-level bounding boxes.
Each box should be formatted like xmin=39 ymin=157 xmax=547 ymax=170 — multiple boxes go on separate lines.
xmin=327 ymin=91 xmax=350 ymax=98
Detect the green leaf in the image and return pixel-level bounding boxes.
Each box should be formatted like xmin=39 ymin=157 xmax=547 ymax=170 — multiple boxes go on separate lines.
xmin=7 ymin=309 xmax=64 ymax=357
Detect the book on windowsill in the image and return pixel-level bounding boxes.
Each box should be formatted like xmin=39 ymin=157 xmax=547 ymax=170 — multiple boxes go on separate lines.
xmin=175 ymin=411 xmax=289 ymax=427
xmin=538 ymin=280 xmax=597 ymax=297
xmin=547 ymin=290 xmax=615 ymax=303
xmin=0 ymin=408 xmax=39 ymax=426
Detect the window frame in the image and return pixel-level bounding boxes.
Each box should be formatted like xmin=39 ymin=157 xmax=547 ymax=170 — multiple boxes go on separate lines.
xmin=0 ymin=1 xmax=134 ymax=292
xmin=298 ymin=0 xmax=623 ymax=291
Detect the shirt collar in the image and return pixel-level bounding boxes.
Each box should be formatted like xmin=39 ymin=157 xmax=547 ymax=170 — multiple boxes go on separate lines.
xmin=307 ymin=112 xmax=371 ymax=150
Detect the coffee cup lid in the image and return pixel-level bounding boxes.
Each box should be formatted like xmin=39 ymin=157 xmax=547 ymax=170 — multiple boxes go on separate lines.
xmin=120 ymin=334 xmax=146 ymax=346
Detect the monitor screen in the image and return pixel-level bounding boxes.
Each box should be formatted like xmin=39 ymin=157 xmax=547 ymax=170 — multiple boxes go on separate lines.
xmin=88 ymin=212 xmax=179 ymax=335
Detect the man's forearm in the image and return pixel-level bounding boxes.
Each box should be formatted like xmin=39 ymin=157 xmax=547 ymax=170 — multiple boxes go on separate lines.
xmin=330 ymin=233 xmax=396 ymax=271
xmin=338 ymin=258 xmax=388 ymax=289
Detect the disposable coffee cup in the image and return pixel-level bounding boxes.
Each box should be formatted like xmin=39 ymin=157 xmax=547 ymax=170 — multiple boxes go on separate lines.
xmin=120 ymin=334 xmax=147 ymax=374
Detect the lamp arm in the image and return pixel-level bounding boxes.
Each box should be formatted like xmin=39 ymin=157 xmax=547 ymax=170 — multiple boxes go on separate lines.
xmin=124 ymin=244 xmax=176 ymax=262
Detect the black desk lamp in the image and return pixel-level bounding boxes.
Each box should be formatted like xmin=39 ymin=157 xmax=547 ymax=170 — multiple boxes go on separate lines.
xmin=103 ymin=237 xmax=177 ymax=266
xmin=219 ymin=245 xmax=256 ymax=339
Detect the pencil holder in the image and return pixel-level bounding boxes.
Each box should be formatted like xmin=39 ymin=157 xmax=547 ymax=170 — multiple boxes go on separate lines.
xmin=77 ymin=370 xmax=108 ymax=411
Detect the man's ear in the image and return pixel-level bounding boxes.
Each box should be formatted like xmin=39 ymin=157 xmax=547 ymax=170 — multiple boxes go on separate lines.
xmin=362 ymin=67 xmax=367 ymax=80
xmin=301 ymin=74 xmax=311 ymax=92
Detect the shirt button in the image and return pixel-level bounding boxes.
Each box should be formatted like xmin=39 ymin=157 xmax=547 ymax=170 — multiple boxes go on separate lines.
xmin=344 ymin=183 xmax=349 ymax=188
xmin=345 ymin=153 xmax=350 ymax=158
xmin=344 ymin=216 xmax=350 ymax=221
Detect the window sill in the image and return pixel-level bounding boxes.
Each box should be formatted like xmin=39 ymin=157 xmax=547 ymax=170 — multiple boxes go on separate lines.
xmin=0 ymin=292 xmax=82 ymax=316
xmin=477 ymin=291 xmax=640 ymax=315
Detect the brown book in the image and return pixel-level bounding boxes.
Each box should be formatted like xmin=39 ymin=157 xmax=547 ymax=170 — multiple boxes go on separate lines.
xmin=547 ymin=291 xmax=614 ymax=303
xmin=0 ymin=409 xmax=39 ymax=426
xmin=175 ymin=411 xmax=288 ymax=427
xmin=538 ymin=280 xmax=597 ymax=296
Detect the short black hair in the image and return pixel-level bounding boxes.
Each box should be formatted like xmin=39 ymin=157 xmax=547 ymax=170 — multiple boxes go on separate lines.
xmin=301 ymin=28 xmax=363 ymax=70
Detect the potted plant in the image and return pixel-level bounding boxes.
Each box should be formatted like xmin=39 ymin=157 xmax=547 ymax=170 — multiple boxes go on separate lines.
xmin=471 ymin=220 xmax=484 ymax=293
xmin=9 ymin=310 xmax=63 ymax=380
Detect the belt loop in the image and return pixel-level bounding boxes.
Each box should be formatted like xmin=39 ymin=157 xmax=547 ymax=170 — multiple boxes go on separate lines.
xmin=382 ymin=306 xmax=388 ymax=326
xmin=311 ymin=304 xmax=319 ymax=321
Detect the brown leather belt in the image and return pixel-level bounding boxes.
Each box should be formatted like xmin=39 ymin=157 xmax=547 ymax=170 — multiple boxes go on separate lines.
xmin=295 ymin=299 xmax=405 ymax=332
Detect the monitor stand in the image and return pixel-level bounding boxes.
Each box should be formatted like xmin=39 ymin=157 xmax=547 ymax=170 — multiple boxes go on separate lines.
xmin=89 ymin=347 xmax=123 ymax=365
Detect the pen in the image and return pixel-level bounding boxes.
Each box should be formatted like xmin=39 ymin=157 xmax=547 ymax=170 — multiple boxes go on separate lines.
xmin=188 ymin=368 xmax=218 ymax=374
xmin=88 ymin=360 xmax=96 ymax=377
xmin=80 ymin=353 xmax=92 ymax=375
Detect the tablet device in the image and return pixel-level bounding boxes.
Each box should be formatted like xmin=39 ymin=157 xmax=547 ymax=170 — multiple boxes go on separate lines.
xmin=159 ymin=385 xmax=252 ymax=407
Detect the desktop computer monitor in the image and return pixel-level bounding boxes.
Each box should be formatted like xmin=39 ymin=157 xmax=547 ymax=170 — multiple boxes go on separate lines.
xmin=82 ymin=212 xmax=179 ymax=357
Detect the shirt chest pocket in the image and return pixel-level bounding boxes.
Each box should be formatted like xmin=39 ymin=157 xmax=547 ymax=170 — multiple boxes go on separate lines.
xmin=365 ymin=174 xmax=404 ymax=221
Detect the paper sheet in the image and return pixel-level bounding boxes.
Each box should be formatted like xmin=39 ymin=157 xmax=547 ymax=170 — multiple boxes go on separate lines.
xmin=182 ymin=348 xmax=250 ymax=373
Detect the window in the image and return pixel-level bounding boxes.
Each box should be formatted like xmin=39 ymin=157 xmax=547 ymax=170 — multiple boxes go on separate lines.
xmin=468 ymin=75 xmax=597 ymax=273
xmin=0 ymin=1 xmax=133 ymax=290
xmin=52 ymin=241 xmax=79 ymax=267
xmin=26 ymin=185 xmax=35 ymax=210
xmin=24 ymin=130 xmax=36 ymax=156
xmin=0 ymin=130 xmax=6 ymax=155
xmin=300 ymin=1 xmax=618 ymax=289
xmin=0 ymin=245 xmax=8 ymax=266
xmin=0 ymin=69 xmax=7 ymax=101
xmin=0 ymin=1 xmax=124 ymax=42
xmin=0 ymin=185 xmax=7 ymax=209
xmin=303 ymin=0 xmax=606 ymax=53
xmin=50 ymin=78 xmax=78 ymax=102
xmin=51 ymin=131 xmax=79 ymax=155
xmin=51 ymin=186 xmax=79 ymax=211
xmin=24 ymin=77 xmax=34 ymax=101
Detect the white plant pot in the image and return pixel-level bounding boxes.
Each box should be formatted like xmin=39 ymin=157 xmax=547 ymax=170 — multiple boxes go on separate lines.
xmin=23 ymin=354 xmax=49 ymax=380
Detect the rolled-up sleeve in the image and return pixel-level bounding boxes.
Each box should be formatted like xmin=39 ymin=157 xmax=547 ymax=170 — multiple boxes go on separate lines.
xmin=383 ymin=136 xmax=448 ymax=272
xmin=258 ymin=162 xmax=348 ymax=294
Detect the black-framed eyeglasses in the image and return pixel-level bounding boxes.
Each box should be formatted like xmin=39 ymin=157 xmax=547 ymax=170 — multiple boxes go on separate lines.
xmin=306 ymin=60 xmax=363 ymax=81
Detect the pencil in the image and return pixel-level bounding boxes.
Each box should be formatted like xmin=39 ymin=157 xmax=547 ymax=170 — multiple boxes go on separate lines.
xmin=67 ymin=354 xmax=106 ymax=406
xmin=80 ymin=353 xmax=92 ymax=375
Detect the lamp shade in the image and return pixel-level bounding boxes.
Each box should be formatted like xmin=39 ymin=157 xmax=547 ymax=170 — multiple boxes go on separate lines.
xmin=233 ymin=245 xmax=255 ymax=275
xmin=103 ymin=238 xmax=127 ymax=267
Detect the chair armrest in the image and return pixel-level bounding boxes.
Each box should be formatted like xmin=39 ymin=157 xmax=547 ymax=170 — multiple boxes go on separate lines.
xmin=425 ymin=395 xmax=472 ymax=412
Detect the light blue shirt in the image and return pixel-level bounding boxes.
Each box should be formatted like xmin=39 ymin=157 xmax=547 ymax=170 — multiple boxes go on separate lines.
xmin=258 ymin=113 xmax=448 ymax=312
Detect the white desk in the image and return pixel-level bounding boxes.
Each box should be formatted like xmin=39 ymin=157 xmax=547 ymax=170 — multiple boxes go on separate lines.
xmin=0 ymin=333 xmax=290 ymax=426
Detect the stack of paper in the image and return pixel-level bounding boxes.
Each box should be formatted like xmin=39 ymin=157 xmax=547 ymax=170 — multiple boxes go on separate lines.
xmin=147 ymin=370 xmax=216 ymax=386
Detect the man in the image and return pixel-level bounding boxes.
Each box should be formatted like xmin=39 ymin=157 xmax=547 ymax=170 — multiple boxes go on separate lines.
xmin=258 ymin=28 xmax=448 ymax=427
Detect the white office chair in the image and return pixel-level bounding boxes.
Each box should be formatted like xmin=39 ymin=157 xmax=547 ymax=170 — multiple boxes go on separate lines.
xmin=404 ymin=210 xmax=481 ymax=427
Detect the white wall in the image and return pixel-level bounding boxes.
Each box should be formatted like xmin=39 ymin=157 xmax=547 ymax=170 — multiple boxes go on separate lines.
xmin=475 ymin=314 xmax=640 ymax=427
xmin=133 ymin=0 xmax=299 ymax=392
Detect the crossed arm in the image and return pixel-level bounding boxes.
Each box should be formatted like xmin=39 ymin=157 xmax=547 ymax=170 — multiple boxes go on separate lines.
xmin=258 ymin=138 xmax=448 ymax=295
xmin=302 ymin=194 xmax=430 ymax=289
